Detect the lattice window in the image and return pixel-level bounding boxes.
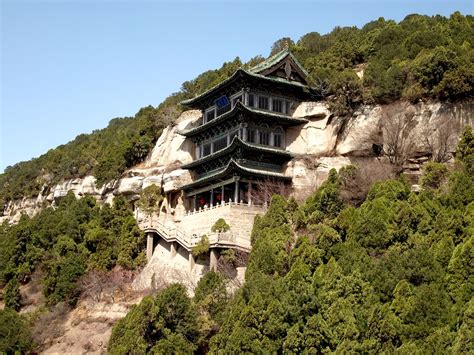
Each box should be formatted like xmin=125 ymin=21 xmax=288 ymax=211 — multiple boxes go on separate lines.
xmin=206 ymin=110 xmax=215 ymax=122
xmin=273 ymin=133 xmax=282 ymax=148
xmin=247 ymin=128 xmax=256 ymax=143
xmin=272 ymin=99 xmax=283 ymax=113
xmin=203 ymin=143 xmax=211 ymax=157
xmin=258 ymin=96 xmax=269 ymax=110
xmin=248 ymin=94 xmax=255 ymax=107
xmin=259 ymin=131 xmax=270 ymax=145
xmin=213 ymin=136 xmax=227 ymax=152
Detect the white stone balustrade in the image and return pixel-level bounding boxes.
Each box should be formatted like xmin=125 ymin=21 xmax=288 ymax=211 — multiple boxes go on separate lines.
xmin=137 ymin=202 xmax=261 ymax=253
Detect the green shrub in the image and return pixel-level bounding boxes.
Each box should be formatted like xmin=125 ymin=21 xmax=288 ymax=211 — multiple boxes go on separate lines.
xmin=220 ymin=249 xmax=237 ymax=266
xmin=138 ymin=184 xmax=163 ymax=218
xmin=421 ymin=162 xmax=448 ymax=189
xmin=0 ymin=309 xmax=32 ymax=353
xmin=4 ymin=277 xmax=21 ymax=311
xmin=108 ymin=284 xmax=198 ymax=354
xmin=0 ymin=194 xmax=145 ymax=307
xmin=456 ymin=126 xmax=474 ymax=175
xmin=192 ymin=236 xmax=210 ymax=257
xmin=211 ymin=218 xmax=230 ymax=233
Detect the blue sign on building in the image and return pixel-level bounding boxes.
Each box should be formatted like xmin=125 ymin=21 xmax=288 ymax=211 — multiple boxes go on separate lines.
xmin=215 ymin=95 xmax=230 ymax=108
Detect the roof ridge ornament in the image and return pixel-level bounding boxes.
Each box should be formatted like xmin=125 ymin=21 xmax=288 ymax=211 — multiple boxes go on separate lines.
xmin=285 ymin=61 xmax=292 ymax=80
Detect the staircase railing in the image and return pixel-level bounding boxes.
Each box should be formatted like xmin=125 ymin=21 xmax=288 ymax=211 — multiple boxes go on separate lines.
xmin=139 ymin=213 xmax=251 ymax=252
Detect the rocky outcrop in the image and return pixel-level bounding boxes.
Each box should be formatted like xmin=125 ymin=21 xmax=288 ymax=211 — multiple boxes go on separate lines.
xmin=146 ymin=109 xmax=199 ymax=168
xmin=285 ymin=99 xmax=474 ymax=192
xmin=2 ymin=100 xmax=473 ymax=222
xmin=0 ymin=109 xmax=201 ymax=224
xmin=132 ymin=238 xmax=206 ymax=293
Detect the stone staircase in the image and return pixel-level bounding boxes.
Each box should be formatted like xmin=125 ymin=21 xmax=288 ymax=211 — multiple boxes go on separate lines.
xmin=139 ymin=202 xmax=265 ymax=252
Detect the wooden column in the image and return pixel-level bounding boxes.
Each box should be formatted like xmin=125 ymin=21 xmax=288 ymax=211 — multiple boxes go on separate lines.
xmin=248 ymin=180 xmax=252 ymax=206
xmin=210 ymin=189 xmax=214 ymax=207
xmin=221 ymin=185 xmax=225 ymax=204
xmin=146 ymin=232 xmax=154 ymax=261
xmin=234 ymin=179 xmax=239 ymax=203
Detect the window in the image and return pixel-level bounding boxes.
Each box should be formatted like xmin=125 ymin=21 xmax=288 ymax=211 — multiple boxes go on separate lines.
xmin=248 ymin=94 xmax=255 ymax=107
xmin=272 ymin=99 xmax=283 ymax=113
xmin=203 ymin=143 xmax=211 ymax=157
xmin=216 ymin=104 xmax=231 ymax=116
xmin=247 ymin=128 xmax=256 ymax=143
xmin=273 ymin=133 xmax=282 ymax=148
xmin=259 ymin=131 xmax=269 ymax=145
xmin=258 ymin=96 xmax=269 ymax=110
xmin=206 ymin=110 xmax=215 ymax=123
xmin=285 ymin=101 xmax=292 ymax=115
xmin=213 ymin=136 xmax=227 ymax=152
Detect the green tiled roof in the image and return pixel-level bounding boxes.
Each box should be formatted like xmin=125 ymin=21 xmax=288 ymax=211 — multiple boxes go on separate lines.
xmin=181 ymin=136 xmax=293 ymax=169
xmin=180 ymin=68 xmax=310 ymax=107
xmin=181 ymin=158 xmax=291 ymax=191
xmin=249 ymin=48 xmax=310 ymax=78
xmin=179 ymin=102 xmax=307 ymax=138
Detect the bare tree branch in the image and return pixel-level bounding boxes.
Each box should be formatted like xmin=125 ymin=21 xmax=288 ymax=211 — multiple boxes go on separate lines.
xmin=380 ymin=104 xmax=417 ymax=165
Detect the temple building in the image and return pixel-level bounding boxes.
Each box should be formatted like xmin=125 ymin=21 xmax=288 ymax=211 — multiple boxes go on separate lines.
xmin=138 ymin=49 xmax=317 ymax=278
xmin=179 ymin=49 xmax=315 ymax=210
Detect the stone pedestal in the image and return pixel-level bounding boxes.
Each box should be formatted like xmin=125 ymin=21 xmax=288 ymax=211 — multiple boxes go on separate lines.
xmin=189 ymin=252 xmax=195 ymax=271
xmin=170 ymin=242 xmax=177 ymax=258
xmin=174 ymin=196 xmax=186 ymax=222
xmin=210 ymin=249 xmax=218 ymax=271
xmin=146 ymin=232 xmax=154 ymax=261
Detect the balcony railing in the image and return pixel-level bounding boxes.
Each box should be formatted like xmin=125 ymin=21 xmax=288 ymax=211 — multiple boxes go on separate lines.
xmin=185 ymin=200 xmax=266 ymax=217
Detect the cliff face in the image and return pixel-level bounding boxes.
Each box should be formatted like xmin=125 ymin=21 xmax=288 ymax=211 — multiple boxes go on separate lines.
xmin=286 ymin=100 xmax=473 ymax=193
xmin=2 ymin=100 xmax=473 ymax=223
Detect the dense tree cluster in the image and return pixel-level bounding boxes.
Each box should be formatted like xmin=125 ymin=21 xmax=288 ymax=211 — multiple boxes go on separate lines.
xmin=109 ymin=274 xmax=228 ymax=354
xmin=0 ymin=308 xmax=32 ymax=353
xmin=209 ymin=127 xmax=473 ymax=353
xmin=291 ymin=12 xmax=473 ymax=114
xmin=109 ymin=127 xmax=473 ymax=353
xmin=0 ymin=193 xmax=145 ymax=307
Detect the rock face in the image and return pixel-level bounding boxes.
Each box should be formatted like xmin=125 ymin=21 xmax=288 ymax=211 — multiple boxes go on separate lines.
xmin=0 ymin=110 xmax=201 ymax=224
xmin=2 ymin=100 xmax=473 ymax=223
xmin=285 ymin=99 xmax=474 ymax=194
xmin=132 ymin=238 xmax=206 ymax=294
xmin=146 ymin=109 xmax=199 ymax=168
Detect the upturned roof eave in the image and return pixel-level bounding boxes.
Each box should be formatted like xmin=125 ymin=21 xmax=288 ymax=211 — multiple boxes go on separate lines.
xmin=180 ymin=68 xmax=312 ymax=109
xmin=180 ymin=159 xmax=291 ymax=191
xmin=178 ymin=102 xmax=307 ymax=138
xmin=181 ymin=136 xmax=293 ymax=169
xmin=249 ymin=48 xmax=310 ymax=80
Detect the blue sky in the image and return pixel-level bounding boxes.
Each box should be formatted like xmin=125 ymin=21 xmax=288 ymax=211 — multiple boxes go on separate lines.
xmin=1 ymin=0 xmax=472 ymax=172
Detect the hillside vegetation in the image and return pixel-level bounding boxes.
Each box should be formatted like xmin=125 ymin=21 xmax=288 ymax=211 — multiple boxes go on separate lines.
xmin=0 ymin=193 xmax=145 ymax=306
xmin=291 ymin=12 xmax=473 ymax=114
xmin=107 ymin=126 xmax=474 ymax=354
xmin=1 ymin=12 xmax=472 ymax=209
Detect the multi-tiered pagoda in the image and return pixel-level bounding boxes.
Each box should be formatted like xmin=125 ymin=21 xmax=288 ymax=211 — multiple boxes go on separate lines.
xmin=180 ymin=49 xmax=314 ymax=210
